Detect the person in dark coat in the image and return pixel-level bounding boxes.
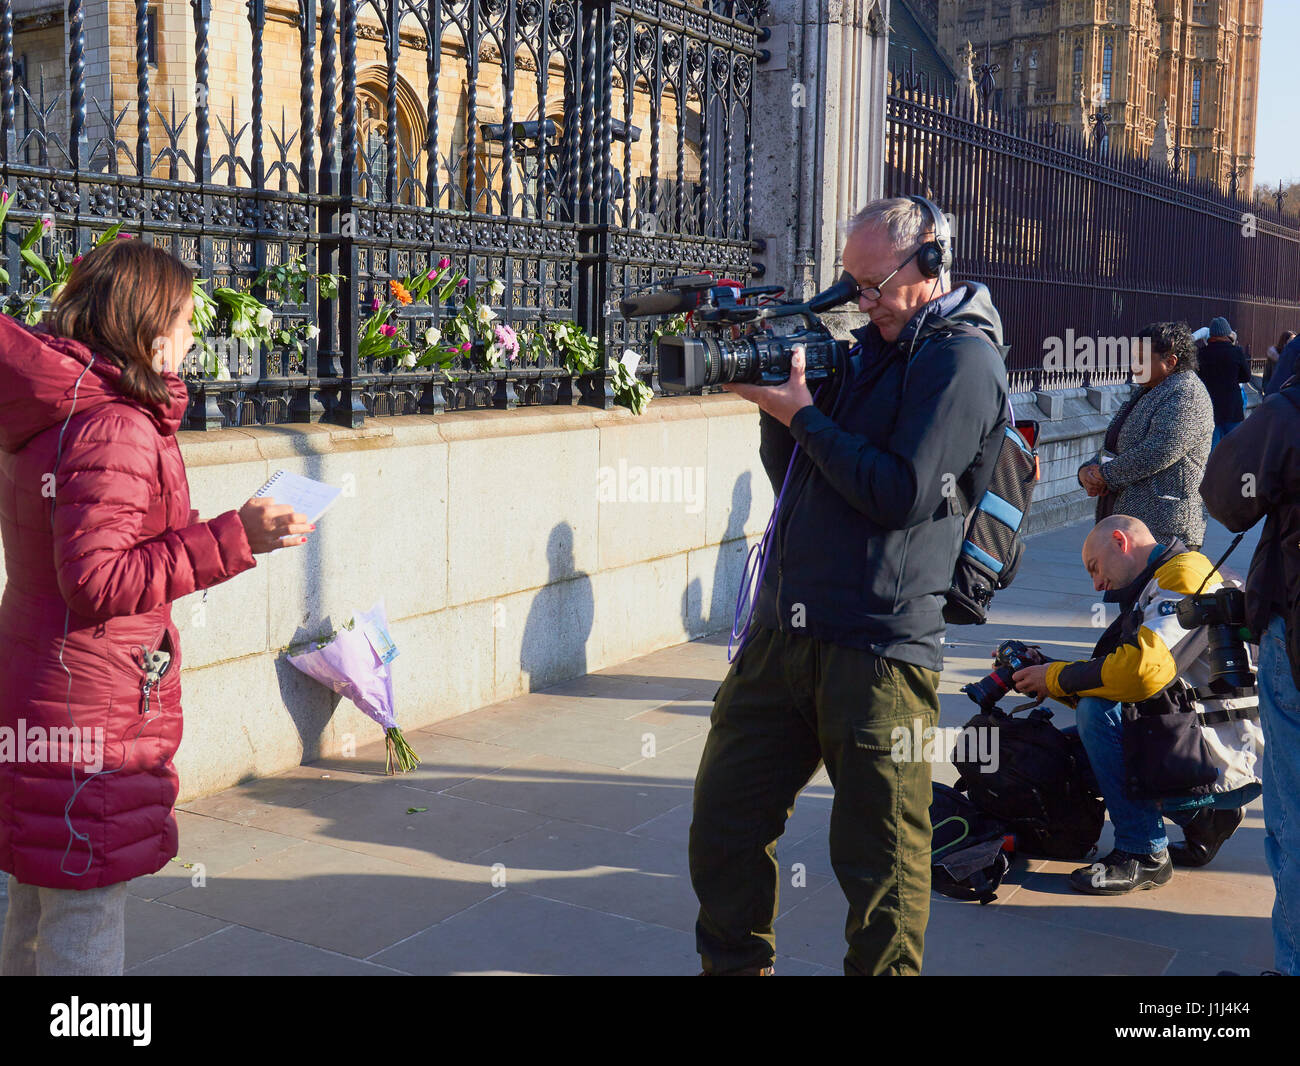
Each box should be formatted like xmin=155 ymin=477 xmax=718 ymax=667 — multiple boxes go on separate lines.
xmin=0 ymin=240 xmax=313 ymax=975
xmin=1196 ymin=316 xmax=1251 ymax=448
xmin=1202 ymin=377 xmax=1300 ymax=974
xmin=1264 ymin=331 xmax=1295 ymax=391
xmin=1265 ymin=332 xmax=1300 ymax=396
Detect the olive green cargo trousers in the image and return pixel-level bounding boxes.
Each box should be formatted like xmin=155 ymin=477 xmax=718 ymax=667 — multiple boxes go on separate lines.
xmin=689 ymin=625 xmax=940 ymax=976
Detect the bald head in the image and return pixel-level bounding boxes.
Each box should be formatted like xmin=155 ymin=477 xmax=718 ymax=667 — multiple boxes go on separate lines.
xmin=1082 ymin=515 xmax=1158 ymax=593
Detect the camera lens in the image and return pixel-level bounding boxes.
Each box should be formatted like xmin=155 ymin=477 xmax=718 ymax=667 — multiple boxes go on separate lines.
xmin=963 ymin=666 xmax=1015 ymax=709
xmin=1205 ymin=625 xmax=1254 ymax=693
xmin=710 ymin=337 xmax=756 ymax=386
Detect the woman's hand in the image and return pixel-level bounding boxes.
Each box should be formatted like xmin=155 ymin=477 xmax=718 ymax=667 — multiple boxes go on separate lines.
xmin=238 ymin=497 xmax=313 ymax=554
xmin=1078 ymin=464 xmax=1108 ymax=497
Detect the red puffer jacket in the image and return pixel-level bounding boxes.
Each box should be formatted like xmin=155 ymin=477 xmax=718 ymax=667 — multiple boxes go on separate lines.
xmin=0 ymin=315 xmax=256 ymax=889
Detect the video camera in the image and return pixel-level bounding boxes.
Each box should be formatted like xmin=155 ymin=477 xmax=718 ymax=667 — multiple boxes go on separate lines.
xmin=619 ymin=272 xmax=859 ymax=393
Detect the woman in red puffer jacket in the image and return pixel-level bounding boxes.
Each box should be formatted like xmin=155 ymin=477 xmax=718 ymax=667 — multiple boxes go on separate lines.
xmin=0 ymin=240 xmax=312 ymax=975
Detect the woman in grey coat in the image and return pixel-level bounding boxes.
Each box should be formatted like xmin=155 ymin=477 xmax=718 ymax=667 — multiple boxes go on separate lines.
xmin=1077 ymin=322 xmax=1214 ymax=550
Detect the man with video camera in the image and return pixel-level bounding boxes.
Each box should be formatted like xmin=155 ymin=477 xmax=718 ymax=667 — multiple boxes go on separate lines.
xmin=688 ymin=196 xmax=1010 ymax=975
xmin=1011 ymin=515 xmax=1259 ymax=894
xmin=1200 ymin=375 xmax=1300 ymax=974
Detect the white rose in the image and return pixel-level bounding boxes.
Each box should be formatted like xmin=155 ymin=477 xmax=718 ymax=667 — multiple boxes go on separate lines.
xmin=424 ymin=326 xmax=441 ymax=346
xmin=216 ymin=363 xmax=231 ymax=381
xmin=476 ymin=304 xmax=498 ymax=327
xmin=490 ymin=279 xmax=505 ymax=298
xmin=401 ymin=350 xmax=417 ymax=368
xmin=305 ymin=324 xmax=320 ymax=340
xmin=255 ymin=306 xmax=274 ymax=329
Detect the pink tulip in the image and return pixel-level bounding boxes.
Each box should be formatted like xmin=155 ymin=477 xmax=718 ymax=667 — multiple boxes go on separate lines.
xmin=438 ymin=256 xmax=451 ymax=270
xmin=72 ymin=255 xmax=83 ymax=265
xmin=379 ymin=323 xmax=397 ymax=338
xmin=370 ymin=296 xmax=381 ymax=312
xmin=456 ymin=277 xmax=468 ymax=288
xmin=459 ymin=341 xmax=471 ymax=352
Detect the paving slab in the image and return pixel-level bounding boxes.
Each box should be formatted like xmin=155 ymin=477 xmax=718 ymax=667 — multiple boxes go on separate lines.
xmin=127 ymin=923 xmax=401 ymax=977
xmin=445 ymin=752 xmax=693 ymax=833
xmin=151 ymin=840 xmax=497 ymax=958
xmin=370 ymin=891 xmax=697 ymax=976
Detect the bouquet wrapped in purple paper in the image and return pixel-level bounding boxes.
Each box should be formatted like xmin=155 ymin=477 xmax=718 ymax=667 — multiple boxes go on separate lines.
xmin=286 ymin=601 xmax=420 ymax=773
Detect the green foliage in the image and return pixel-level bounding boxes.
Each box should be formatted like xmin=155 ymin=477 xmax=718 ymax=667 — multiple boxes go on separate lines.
xmin=548 ymin=320 xmax=602 ymax=375
xmin=611 ymin=358 xmax=652 ymax=415
xmin=649 ymin=311 xmax=688 ymax=348
xmin=0 ymin=212 xmax=127 ymax=325
xmin=255 ymin=254 xmax=312 ymax=305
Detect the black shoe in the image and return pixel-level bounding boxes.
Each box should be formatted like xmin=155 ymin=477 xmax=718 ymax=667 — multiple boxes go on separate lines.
xmin=1069 ymin=848 xmax=1173 ymax=895
xmin=1169 ymin=807 xmax=1244 ymax=868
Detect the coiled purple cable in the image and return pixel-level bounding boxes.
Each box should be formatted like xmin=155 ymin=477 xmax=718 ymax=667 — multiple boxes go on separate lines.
xmin=728 ymin=383 xmax=824 ymax=663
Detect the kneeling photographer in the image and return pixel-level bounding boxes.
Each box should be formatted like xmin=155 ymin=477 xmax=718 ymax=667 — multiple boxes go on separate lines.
xmin=1201 ymin=375 xmax=1300 ymax=975
xmin=1011 ymin=515 xmax=1262 ymax=895
xmin=670 ymin=196 xmax=1009 ymax=975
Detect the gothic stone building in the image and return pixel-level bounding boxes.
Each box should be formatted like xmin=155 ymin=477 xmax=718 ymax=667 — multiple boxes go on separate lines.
xmin=925 ymin=0 xmax=1261 ymax=191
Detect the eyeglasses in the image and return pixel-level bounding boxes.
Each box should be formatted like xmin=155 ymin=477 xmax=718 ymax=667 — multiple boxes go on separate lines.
xmin=850 ymin=246 xmax=923 ymax=302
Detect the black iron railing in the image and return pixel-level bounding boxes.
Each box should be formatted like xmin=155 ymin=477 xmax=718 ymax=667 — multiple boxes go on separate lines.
xmin=886 ymin=62 xmax=1300 ymax=392
xmin=0 ymin=0 xmax=761 ymax=428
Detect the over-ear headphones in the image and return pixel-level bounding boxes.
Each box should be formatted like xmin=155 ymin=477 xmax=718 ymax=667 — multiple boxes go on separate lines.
xmin=908 ymin=194 xmax=952 ymax=279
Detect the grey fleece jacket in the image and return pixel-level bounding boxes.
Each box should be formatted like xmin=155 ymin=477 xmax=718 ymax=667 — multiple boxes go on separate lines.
xmin=1081 ymin=369 xmax=1214 ymax=547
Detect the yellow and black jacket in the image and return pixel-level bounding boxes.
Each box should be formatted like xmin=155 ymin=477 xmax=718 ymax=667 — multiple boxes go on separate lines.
xmin=1044 ymin=542 xmax=1229 ymax=704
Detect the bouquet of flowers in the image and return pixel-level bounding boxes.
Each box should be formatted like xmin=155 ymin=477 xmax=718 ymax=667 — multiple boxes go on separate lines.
xmin=285 ymin=601 xmax=420 ymax=774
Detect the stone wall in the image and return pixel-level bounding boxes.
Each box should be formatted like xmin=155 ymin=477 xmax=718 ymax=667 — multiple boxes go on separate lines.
xmin=0 ymin=395 xmax=772 ymax=801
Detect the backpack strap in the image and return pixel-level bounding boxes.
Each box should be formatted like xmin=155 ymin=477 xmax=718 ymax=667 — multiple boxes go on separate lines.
xmin=928 ymin=322 xmax=1015 ymax=518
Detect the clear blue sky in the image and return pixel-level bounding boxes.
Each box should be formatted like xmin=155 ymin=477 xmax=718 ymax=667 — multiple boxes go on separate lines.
xmin=1255 ymin=0 xmax=1299 ymax=189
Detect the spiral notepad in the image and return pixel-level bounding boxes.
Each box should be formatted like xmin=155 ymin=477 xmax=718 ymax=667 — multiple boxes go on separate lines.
xmin=252 ymin=470 xmax=343 ymax=523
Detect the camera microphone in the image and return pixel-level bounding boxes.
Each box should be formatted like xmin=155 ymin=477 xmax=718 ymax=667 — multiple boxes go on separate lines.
xmin=619 ymin=274 xmax=718 ymax=318
xmin=619 ymin=288 xmax=705 ymax=319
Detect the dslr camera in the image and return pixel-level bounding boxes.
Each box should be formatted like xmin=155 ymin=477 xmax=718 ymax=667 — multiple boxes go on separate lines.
xmin=963 ymin=640 xmax=1053 ymax=710
xmin=1175 ymin=586 xmax=1255 ymax=696
xmin=619 ymin=272 xmax=858 ymax=393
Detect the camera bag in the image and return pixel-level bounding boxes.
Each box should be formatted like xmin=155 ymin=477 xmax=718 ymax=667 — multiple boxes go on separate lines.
xmin=929 ymin=782 xmax=1016 ymax=904
xmin=952 ymin=704 xmax=1104 ymax=861
xmin=1121 ymin=678 xmax=1263 ymax=807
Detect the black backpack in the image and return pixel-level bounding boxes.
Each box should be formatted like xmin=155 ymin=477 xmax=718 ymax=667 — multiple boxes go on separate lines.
xmin=930 ymin=782 xmax=1016 ymax=904
xmin=938 ymin=324 xmax=1041 ymax=626
xmin=951 ymin=705 xmax=1105 ymax=861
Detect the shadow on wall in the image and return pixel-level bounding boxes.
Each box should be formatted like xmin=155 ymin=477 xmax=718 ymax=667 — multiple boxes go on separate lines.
xmin=519 ymin=521 xmax=594 ymax=692
xmin=259 ymin=429 xmax=336 ymax=764
xmin=682 ymin=471 xmax=753 ymax=638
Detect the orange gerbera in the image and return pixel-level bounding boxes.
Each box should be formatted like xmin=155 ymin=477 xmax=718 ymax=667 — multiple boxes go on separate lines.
xmin=389 ymin=279 xmax=413 ymax=305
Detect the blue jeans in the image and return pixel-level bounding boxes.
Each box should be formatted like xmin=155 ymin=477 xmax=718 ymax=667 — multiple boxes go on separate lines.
xmin=1212 ymin=421 xmax=1242 ymax=449
xmin=1259 ymin=614 xmax=1300 ymax=975
xmin=1074 ymin=697 xmax=1173 ymax=854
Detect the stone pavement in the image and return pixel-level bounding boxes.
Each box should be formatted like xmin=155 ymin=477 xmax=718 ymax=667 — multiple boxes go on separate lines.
xmin=3 ymin=518 xmax=1272 ymax=976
